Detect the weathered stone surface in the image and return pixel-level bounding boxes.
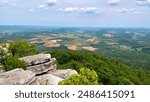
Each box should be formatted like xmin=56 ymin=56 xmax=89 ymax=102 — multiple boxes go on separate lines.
xmin=0 ymin=66 xmax=4 ymax=73
xmin=0 ymin=52 xmax=78 ymax=85
xmin=0 ymin=68 xmax=36 ymax=85
xmin=51 ymin=69 xmax=78 ymax=79
xmin=36 ymin=74 xmax=63 ymax=85
xmin=19 ymin=54 xmax=57 ymax=75
xmin=19 ymin=54 xmax=51 ymax=66
xmin=26 ymin=61 xmax=56 ymax=75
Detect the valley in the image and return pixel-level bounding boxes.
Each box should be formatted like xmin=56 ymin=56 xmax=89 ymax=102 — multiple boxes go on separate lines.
xmin=0 ymin=26 xmax=150 ymax=69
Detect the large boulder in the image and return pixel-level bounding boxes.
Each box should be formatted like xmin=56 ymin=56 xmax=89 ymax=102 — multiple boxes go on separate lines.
xmin=26 ymin=60 xmax=56 ymax=75
xmin=36 ymin=74 xmax=63 ymax=85
xmin=19 ymin=54 xmax=56 ymax=75
xmin=0 ymin=68 xmax=38 ymax=85
xmin=50 ymin=69 xmax=78 ymax=79
xmin=19 ymin=54 xmax=51 ymax=66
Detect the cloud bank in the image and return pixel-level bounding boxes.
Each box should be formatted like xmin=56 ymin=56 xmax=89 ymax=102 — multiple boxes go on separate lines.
xmin=58 ymin=7 xmax=102 ymax=14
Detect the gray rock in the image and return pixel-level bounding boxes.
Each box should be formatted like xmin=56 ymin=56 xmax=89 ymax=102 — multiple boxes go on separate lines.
xmin=0 ymin=65 xmax=4 ymax=73
xmin=0 ymin=68 xmax=36 ymax=85
xmin=26 ymin=60 xmax=56 ymax=75
xmin=19 ymin=54 xmax=51 ymax=66
xmin=36 ymin=74 xmax=63 ymax=85
xmin=51 ymin=69 xmax=78 ymax=79
xmin=19 ymin=54 xmax=57 ymax=75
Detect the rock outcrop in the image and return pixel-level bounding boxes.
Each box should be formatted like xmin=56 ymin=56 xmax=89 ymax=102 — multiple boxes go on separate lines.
xmin=50 ymin=69 xmax=78 ymax=79
xmin=36 ymin=74 xmax=63 ymax=85
xmin=20 ymin=54 xmax=56 ymax=75
xmin=0 ymin=68 xmax=38 ymax=85
xmin=0 ymin=53 xmax=78 ymax=85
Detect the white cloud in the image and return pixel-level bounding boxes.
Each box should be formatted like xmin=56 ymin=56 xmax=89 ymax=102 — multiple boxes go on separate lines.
xmin=58 ymin=7 xmax=102 ymax=14
xmin=108 ymin=0 xmax=121 ymax=5
xmin=117 ymin=8 xmax=139 ymax=14
xmin=136 ymin=0 xmax=150 ymax=6
xmin=58 ymin=7 xmax=79 ymax=13
xmin=0 ymin=0 xmax=17 ymax=7
xmin=38 ymin=4 xmax=48 ymax=9
xmin=38 ymin=0 xmax=57 ymax=9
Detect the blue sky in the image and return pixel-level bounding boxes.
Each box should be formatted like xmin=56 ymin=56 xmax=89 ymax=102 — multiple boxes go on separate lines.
xmin=0 ymin=0 xmax=150 ymax=27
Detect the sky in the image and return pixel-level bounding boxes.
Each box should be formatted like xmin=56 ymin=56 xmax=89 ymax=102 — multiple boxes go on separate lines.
xmin=0 ymin=0 xmax=150 ymax=27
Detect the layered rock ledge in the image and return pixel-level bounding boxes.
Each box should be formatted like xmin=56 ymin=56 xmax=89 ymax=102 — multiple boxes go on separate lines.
xmin=19 ymin=54 xmax=57 ymax=75
xmin=0 ymin=53 xmax=77 ymax=85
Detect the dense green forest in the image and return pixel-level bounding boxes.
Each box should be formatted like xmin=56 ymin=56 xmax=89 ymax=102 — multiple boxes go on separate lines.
xmin=50 ymin=50 xmax=150 ymax=85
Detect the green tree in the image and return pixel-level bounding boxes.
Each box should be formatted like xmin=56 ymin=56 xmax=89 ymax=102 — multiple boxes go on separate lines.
xmin=59 ymin=68 xmax=99 ymax=85
xmin=3 ymin=55 xmax=27 ymax=71
xmin=9 ymin=39 xmax=37 ymax=57
xmin=117 ymin=77 xmax=134 ymax=85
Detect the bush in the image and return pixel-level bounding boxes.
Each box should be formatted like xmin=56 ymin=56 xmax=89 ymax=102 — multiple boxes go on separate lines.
xmin=3 ymin=55 xmax=27 ymax=71
xmin=9 ymin=39 xmax=37 ymax=57
xmin=59 ymin=68 xmax=99 ymax=85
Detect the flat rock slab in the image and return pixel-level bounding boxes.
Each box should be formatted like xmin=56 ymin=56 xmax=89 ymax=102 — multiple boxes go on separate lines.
xmin=51 ymin=69 xmax=78 ymax=79
xmin=26 ymin=61 xmax=56 ymax=75
xmin=19 ymin=54 xmax=51 ymax=66
xmin=36 ymin=74 xmax=63 ymax=85
xmin=0 ymin=68 xmax=36 ymax=85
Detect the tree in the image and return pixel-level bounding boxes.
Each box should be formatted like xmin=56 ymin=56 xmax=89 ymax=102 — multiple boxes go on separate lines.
xmin=117 ymin=77 xmax=134 ymax=85
xmin=59 ymin=68 xmax=99 ymax=85
xmin=9 ymin=39 xmax=37 ymax=57
xmin=3 ymin=55 xmax=27 ymax=71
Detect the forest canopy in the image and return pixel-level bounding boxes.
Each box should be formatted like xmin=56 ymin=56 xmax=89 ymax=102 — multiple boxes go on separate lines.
xmin=51 ymin=50 xmax=150 ymax=85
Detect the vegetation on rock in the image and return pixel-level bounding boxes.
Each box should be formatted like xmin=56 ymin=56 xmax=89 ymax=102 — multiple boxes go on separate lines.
xmin=9 ymin=39 xmax=37 ymax=57
xmin=1 ymin=40 xmax=37 ymax=71
xmin=3 ymin=55 xmax=27 ymax=71
xmin=59 ymin=68 xmax=99 ymax=85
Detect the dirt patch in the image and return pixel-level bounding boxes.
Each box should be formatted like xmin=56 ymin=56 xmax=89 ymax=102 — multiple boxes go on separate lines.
xmin=103 ymin=34 xmax=113 ymax=38
xmin=67 ymin=45 xmax=77 ymax=51
xmin=86 ymin=38 xmax=100 ymax=44
xmin=82 ymin=46 xmax=97 ymax=51
xmin=43 ymin=40 xmax=61 ymax=48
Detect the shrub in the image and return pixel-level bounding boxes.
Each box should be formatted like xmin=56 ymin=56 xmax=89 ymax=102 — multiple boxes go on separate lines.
xmin=59 ymin=68 xmax=99 ymax=85
xmin=3 ymin=55 xmax=27 ymax=71
xmin=9 ymin=39 xmax=37 ymax=57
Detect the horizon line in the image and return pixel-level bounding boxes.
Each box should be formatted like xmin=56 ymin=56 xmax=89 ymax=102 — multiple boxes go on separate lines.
xmin=0 ymin=25 xmax=150 ymax=28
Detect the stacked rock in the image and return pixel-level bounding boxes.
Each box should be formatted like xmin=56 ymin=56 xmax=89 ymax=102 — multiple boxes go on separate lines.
xmin=0 ymin=53 xmax=77 ymax=85
xmin=19 ymin=54 xmax=57 ymax=75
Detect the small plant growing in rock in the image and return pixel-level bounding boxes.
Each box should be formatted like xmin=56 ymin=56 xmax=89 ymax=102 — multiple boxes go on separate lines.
xmin=45 ymin=79 xmax=49 ymax=85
